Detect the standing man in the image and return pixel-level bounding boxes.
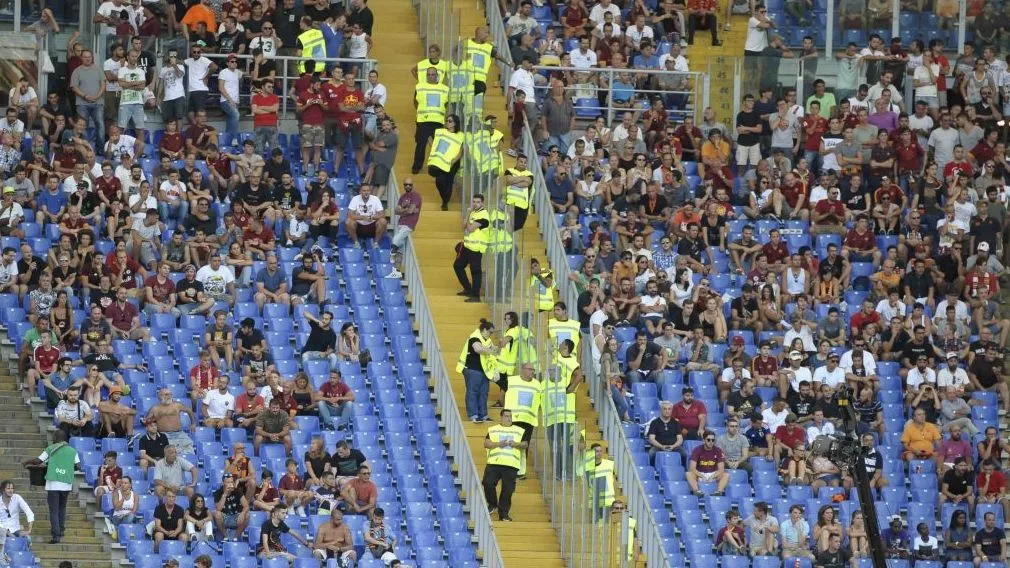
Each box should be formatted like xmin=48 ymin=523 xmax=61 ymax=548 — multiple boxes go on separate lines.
xmin=504 ymin=154 xmax=534 ymax=231
xmin=69 ymin=50 xmax=106 ymax=149
xmin=503 ymin=363 xmax=543 ymax=478
xmin=25 ymin=430 xmax=79 ymax=544
xmin=387 ymin=176 xmax=421 ymax=279
xmin=454 ymin=193 xmax=490 ymax=302
xmin=483 ymin=409 xmax=525 ymax=521
xmin=465 ymin=27 xmax=510 ymax=102
xmin=412 ymin=67 xmax=449 ymax=174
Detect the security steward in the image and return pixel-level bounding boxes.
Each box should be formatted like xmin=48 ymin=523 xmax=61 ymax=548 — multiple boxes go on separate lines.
xmin=465 ymin=27 xmax=509 ymax=97
xmin=547 ymin=301 xmax=581 ymax=355
xmin=426 ymin=114 xmax=464 ymax=210
xmin=503 ymin=362 xmax=543 ymax=478
xmin=504 ymin=154 xmax=534 ymax=230
xmin=544 ymin=338 xmax=583 ymax=479
xmin=412 ymin=67 xmax=450 ymax=174
xmin=582 ymin=442 xmax=616 ymax=521
xmin=529 ymin=258 xmax=557 ymax=313
xmin=296 ymin=16 xmax=325 ymax=73
xmin=457 ymin=318 xmax=499 ymax=422
xmin=454 ymin=193 xmax=490 ymax=302
xmin=411 ymin=43 xmax=449 ymax=83
xmin=495 ymin=311 xmax=536 ymax=407
xmin=483 ymin=409 xmax=525 ymax=521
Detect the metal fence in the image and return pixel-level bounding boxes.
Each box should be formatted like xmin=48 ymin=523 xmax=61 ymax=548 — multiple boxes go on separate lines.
xmin=386 ymin=169 xmax=506 ymax=568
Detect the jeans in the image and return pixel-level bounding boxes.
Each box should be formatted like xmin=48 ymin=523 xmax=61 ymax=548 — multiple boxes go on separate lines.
xmin=220 ymin=100 xmax=240 ymax=136
xmin=610 ymin=384 xmax=629 ymax=419
xmin=301 ymin=350 xmax=339 ymax=371
xmin=547 ymin=132 xmax=574 ymax=155
xmin=255 ymin=126 xmax=279 ymax=153
xmin=803 ymin=150 xmax=820 ymax=176
xmin=318 ymin=400 xmax=353 ymax=429
xmin=47 ymin=490 xmax=69 ymax=539
xmin=577 ymin=195 xmax=603 ymax=213
xmin=77 ymin=102 xmax=105 ymax=148
xmin=463 ymin=368 xmax=489 ymax=419
xmin=158 ymin=200 xmax=189 ymax=223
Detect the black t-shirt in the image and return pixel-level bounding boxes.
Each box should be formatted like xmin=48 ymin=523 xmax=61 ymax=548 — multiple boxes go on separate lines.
xmin=261 ymin=519 xmax=290 ymax=550
xmin=213 ymin=487 xmax=245 ymax=515
xmin=976 ymin=527 xmax=1006 ymax=557
xmin=176 ymin=278 xmax=204 ymax=304
xmin=861 ymin=449 xmax=882 ymax=475
xmin=154 ymin=503 xmax=184 ymax=532
xmin=302 ymin=320 xmax=337 ymax=355
xmin=726 ymin=391 xmax=763 ymax=417
xmin=272 ymin=10 xmax=300 ymax=46
xmin=786 ymin=391 xmax=817 ymax=421
xmin=291 ymin=267 xmax=317 ymax=296
xmin=646 ymin=417 xmax=681 ymax=446
xmin=17 ymin=257 xmax=42 ymax=287
xmin=901 ymin=340 xmax=933 ymax=366
xmin=183 ymin=211 xmax=219 ymax=237
xmin=935 ymin=253 xmax=960 ymax=283
xmin=819 ymin=256 xmax=845 ymax=279
xmin=239 ymin=328 xmax=266 ymax=351
xmin=264 ymin=158 xmax=291 ymax=185
xmin=92 ymin=289 xmax=117 ymax=314
xmin=970 ymin=340 xmax=1004 ymax=362
xmin=626 ymin=341 xmax=663 ymax=372
xmin=83 ymin=352 xmax=119 ymax=373
xmin=676 ymin=236 xmax=704 ymax=261
xmin=730 ymin=295 xmax=758 ymax=320
xmin=576 ymin=291 xmax=595 ymax=329
xmin=881 ymin=328 xmax=910 ymax=354
xmin=237 ymin=182 xmax=272 ymax=208
xmin=841 ymin=183 xmax=870 ymax=211
xmin=942 ymin=469 xmax=973 ymax=496
xmin=304 ymin=3 xmax=334 ymax=22
xmin=735 ymin=110 xmax=762 ymax=146
xmin=217 ymin=30 xmax=246 ymax=55
xmin=903 ymin=270 xmax=933 ymax=299
xmin=139 ymin=432 xmax=169 ymax=461
xmin=970 ymin=357 xmax=1003 ymax=389
xmin=330 ymin=448 xmax=367 ymax=476
xmin=244 ymin=352 xmax=274 ymax=375
xmin=667 ymin=305 xmax=700 ymax=332
xmin=970 ymin=216 xmax=1001 ymax=253
xmin=816 ymin=547 xmax=850 ymax=568
xmin=272 ymin=185 xmax=302 ymax=211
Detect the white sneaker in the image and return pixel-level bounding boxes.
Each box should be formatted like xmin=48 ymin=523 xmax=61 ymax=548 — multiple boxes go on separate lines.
xmin=680 ymin=39 xmax=688 ymax=47
xmin=506 ymin=148 xmax=518 ymax=157
xmin=297 ymin=506 xmax=307 ymax=517
xmin=386 ymin=270 xmax=403 ymax=279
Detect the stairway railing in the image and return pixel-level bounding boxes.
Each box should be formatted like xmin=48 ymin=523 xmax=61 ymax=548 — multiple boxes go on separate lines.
xmin=386 ymin=170 xmax=506 ymax=568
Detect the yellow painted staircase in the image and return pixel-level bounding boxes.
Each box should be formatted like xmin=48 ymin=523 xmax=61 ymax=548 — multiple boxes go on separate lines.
xmin=692 ymin=1 xmax=751 ymax=125
xmin=369 ymin=1 xmax=624 ymax=566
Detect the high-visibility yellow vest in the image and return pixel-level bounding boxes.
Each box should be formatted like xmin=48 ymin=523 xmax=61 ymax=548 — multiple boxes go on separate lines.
xmin=465 ymin=129 xmax=497 ymax=175
xmin=530 ymin=273 xmax=556 ymax=312
xmin=297 ymin=28 xmax=325 ymax=73
xmin=486 ymin=424 xmax=524 ymax=469
xmin=415 ymin=83 xmax=449 ymax=124
xmin=465 ymin=39 xmax=494 ymax=83
xmin=504 ymin=375 xmax=543 ymax=426
xmin=462 ymin=208 xmax=490 ymax=254
xmin=426 ymin=128 xmax=463 ymax=172
xmin=591 ymin=458 xmax=616 ymax=508
xmin=455 ymin=329 xmax=496 ymax=378
xmin=504 ymin=168 xmax=534 ymax=209
xmin=498 ymin=325 xmax=537 ymax=374
xmin=489 ymin=129 xmax=504 ymax=175
xmin=447 ymin=62 xmax=474 ymax=104
xmin=556 ymin=352 xmax=578 ymax=383
xmin=416 ymin=58 xmax=450 ymax=84
xmin=487 ymin=209 xmax=512 ymax=254
xmin=548 ymin=317 xmax=581 ymax=352
xmin=543 ymin=379 xmax=576 ymax=427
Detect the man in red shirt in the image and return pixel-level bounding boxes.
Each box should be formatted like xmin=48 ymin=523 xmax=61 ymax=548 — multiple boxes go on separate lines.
xmin=849 ymin=298 xmax=881 ymax=334
xmin=27 ymin=331 xmax=60 ymax=396
xmin=810 ymin=187 xmax=847 ymax=236
xmin=942 ymin=144 xmax=973 ymax=180
xmin=144 ymin=262 xmax=180 ymax=319
xmin=318 ymin=370 xmax=355 ymax=430
xmin=761 ymin=228 xmax=790 ymax=273
xmin=894 ymin=130 xmax=923 ymax=178
xmin=674 ymin=116 xmax=703 ymax=162
xmin=976 ymin=460 xmax=1007 ymax=516
xmin=685 ymin=430 xmax=729 ymax=496
xmin=801 ymin=112 xmax=828 ymax=163
xmin=107 ymin=249 xmax=147 ymax=297
xmin=751 ymin=341 xmax=779 ymax=385
xmin=296 ymin=76 xmax=326 ymax=176
xmin=671 ymin=387 xmax=707 ymax=440
xmin=842 ymin=215 xmax=882 ymax=267
xmin=773 ymin=414 xmax=807 ymax=463
xmin=332 ymin=71 xmax=367 ymax=175
xmin=189 ymin=349 xmax=221 ymax=405
xmin=234 ymin=379 xmax=266 ymax=434
xmin=251 ymin=78 xmax=280 ymax=153
xmin=872 ymin=177 xmax=906 ymax=211
xmin=241 ymin=216 xmax=276 ymax=260
xmin=105 ymin=285 xmax=151 ymax=341
xmin=686 ymin=0 xmax=721 ymax=46
xmin=184 ymin=110 xmax=219 ymax=159
xmin=774 ymin=172 xmax=807 ymax=220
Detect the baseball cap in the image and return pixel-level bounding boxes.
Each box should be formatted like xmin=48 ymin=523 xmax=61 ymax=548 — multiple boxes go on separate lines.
xmin=109 ymin=386 xmax=123 ymax=395
xmin=889 ymin=515 xmax=901 ymax=523
xmin=978 ymin=241 xmax=990 ymax=252
xmin=2 ymin=187 xmax=13 ymax=194
xmin=227 ymin=53 xmax=238 ymax=62
xmin=732 ymin=336 xmax=745 ymax=346
xmin=827 ymin=352 xmax=840 ymax=361
xmin=946 ymin=352 xmax=959 ymax=360
xmin=789 ymin=350 xmax=803 ymax=360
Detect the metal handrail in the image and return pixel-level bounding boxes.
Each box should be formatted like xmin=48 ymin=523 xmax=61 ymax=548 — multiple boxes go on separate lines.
xmin=521 ymin=116 xmax=672 ymax=568
xmin=386 ymin=171 xmax=506 ymax=568
xmin=528 ymin=65 xmax=705 ymax=123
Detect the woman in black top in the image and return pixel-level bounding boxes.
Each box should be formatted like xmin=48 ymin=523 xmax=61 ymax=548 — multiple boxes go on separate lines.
xmin=289 ymin=373 xmax=317 ymax=416
xmin=303 ymin=437 xmax=330 ymax=486
xmin=184 ymin=493 xmax=213 ymax=543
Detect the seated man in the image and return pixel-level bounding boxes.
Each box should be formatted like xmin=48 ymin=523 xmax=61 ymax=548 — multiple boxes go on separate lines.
xmin=152 ymin=446 xmax=198 ymax=499
xmin=213 ymin=473 xmax=251 ymax=542
xmin=105 ymin=286 xmax=151 ymax=341
xmin=254 ymin=397 xmax=293 ymax=456
xmin=340 ymin=464 xmax=378 ymax=518
xmin=54 ymin=386 xmax=95 ymax=438
xmin=151 ymin=490 xmax=188 ymax=554
xmin=202 ymin=375 xmax=235 ymax=430
xmin=253 ymin=253 xmax=291 ymax=309
xmin=969 ymin=346 xmax=1010 ymax=414
xmin=645 ymin=401 xmax=684 ymax=462
xmin=346 ymin=183 xmax=387 ymax=248
xmin=900 ymin=407 xmax=942 ymax=461
xmin=938 ymin=457 xmax=975 ymax=512
xmin=97 ymin=387 xmax=137 ymax=438
xmin=685 ymin=430 xmax=730 ymax=496
xmin=842 ymin=215 xmax=882 ymax=268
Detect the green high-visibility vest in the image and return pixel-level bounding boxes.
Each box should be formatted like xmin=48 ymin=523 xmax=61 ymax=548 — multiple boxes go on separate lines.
xmin=504 ymin=168 xmax=534 ymax=209
xmin=456 ymin=328 xmax=496 ymax=378
xmin=426 ymin=128 xmax=463 ymax=173
xmin=486 ymin=424 xmax=524 ymax=469
xmin=462 ymin=208 xmax=490 ymax=254
xmin=465 ymin=39 xmax=494 ymax=82
xmin=44 ymin=442 xmax=76 ymax=486
xmin=416 ymin=58 xmax=450 ymax=84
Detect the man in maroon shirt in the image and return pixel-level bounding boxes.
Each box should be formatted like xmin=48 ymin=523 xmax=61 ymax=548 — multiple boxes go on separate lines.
xmin=241 ymin=216 xmax=276 ymax=260
xmin=810 ymin=187 xmax=847 ymax=236
xmin=144 ymin=262 xmax=180 ymax=318
xmin=671 ymin=387 xmax=707 ymax=440
xmin=685 ymin=430 xmax=729 ymax=496
xmin=234 ymin=379 xmax=266 ymax=434
xmin=318 ymin=370 xmax=355 ymax=430
xmin=296 ymin=76 xmax=326 ymax=175
xmin=751 ymin=341 xmax=779 ymax=385
xmin=774 ymin=172 xmax=807 ymax=220
xmin=894 ymin=130 xmax=923 ymax=179
xmin=184 ymin=110 xmax=219 ymax=159
xmin=108 ymin=248 xmax=147 ymax=298
xmin=761 ymin=228 xmax=790 ymax=273
xmin=849 ymin=298 xmax=881 ymax=337
xmin=105 ymin=285 xmax=151 ymax=341
xmin=27 ymin=331 xmax=61 ymax=396
xmin=332 ymin=71 xmax=366 ymax=176
xmin=773 ymin=413 xmax=807 ymax=463
xmin=842 ymin=215 xmax=882 ymax=267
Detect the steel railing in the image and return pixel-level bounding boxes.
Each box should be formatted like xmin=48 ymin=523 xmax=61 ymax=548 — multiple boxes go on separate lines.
xmin=387 ymin=169 xmax=506 ymax=568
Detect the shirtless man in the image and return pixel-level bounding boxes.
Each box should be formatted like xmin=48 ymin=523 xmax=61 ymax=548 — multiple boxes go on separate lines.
xmin=97 ymin=387 xmax=137 ymax=438
xmin=145 ymin=388 xmax=197 ymax=455
xmin=313 ymin=509 xmax=357 ymax=565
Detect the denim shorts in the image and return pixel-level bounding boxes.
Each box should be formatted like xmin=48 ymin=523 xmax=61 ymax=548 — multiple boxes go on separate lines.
xmin=119 ymin=104 xmax=146 ymax=130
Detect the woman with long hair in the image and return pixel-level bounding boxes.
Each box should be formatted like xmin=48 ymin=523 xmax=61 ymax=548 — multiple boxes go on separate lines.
xmin=812 ymin=504 xmax=844 ymax=552
xmin=184 ymin=493 xmax=213 ymax=543
xmin=944 ymin=509 xmax=973 ymax=561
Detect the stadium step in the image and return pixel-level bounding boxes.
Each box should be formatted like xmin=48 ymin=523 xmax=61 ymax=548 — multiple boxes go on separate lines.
xmin=691 ymin=0 xmax=751 ymax=126
xmin=0 ymin=367 xmax=113 ymax=567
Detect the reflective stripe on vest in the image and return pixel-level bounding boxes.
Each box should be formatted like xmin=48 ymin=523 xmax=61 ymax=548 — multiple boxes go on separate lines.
xmin=466 ymin=39 xmax=493 ymax=82
xmin=504 ymin=375 xmax=543 ymax=426
xmin=416 ymin=58 xmax=449 ymax=84
xmin=486 ymin=424 xmax=524 ymax=469
xmin=448 ymin=63 xmax=474 ymax=103
xmin=426 ymin=129 xmax=463 ymax=172
xmin=530 ymin=274 xmax=555 ymax=312
xmin=297 ymin=29 xmax=326 ymax=73
xmin=498 ymin=326 xmax=536 ymax=374
xmin=543 ymin=381 xmax=576 ymax=426
xmin=504 ymin=168 xmax=534 ymax=208
xmin=455 ymin=328 xmax=496 ymax=378
xmin=462 ymin=208 xmax=490 ymax=253
xmin=593 ymin=459 xmax=616 ymax=507
xmin=415 ymin=83 xmax=449 ymax=124
xmin=487 ymin=209 xmax=512 ymax=254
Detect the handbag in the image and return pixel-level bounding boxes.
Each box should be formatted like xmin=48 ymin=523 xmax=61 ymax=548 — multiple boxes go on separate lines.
xmin=25 ymin=459 xmax=46 ymax=487
xmin=40 ymin=53 xmax=55 ymax=74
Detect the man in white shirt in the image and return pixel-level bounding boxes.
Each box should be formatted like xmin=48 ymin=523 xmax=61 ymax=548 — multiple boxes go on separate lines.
xmin=625 ymin=14 xmax=655 ymax=50
xmin=760 ymin=398 xmax=789 ymax=432
xmin=95 ymin=0 xmax=134 ymax=37
xmin=159 ymin=50 xmax=187 ymax=124
xmin=847 ymin=86 xmax=871 ymax=111
xmin=875 ymin=292 xmax=906 ymax=322
xmin=658 ymin=43 xmax=690 ymax=70
xmin=0 ymin=245 xmax=19 ymax=295
xmin=218 ymin=54 xmax=243 ymax=137
xmin=202 ymin=376 xmax=235 ymax=430
xmin=104 ymin=125 xmax=140 ymax=167
xmin=639 ymin=279 xmax=668 ymax=336
xmin=589 ymin=0 xmax=621 ymax=27
xmin=806 ymin=409 xmax=835 ymax=443
xmin=117 ymin=49 xmax=147 ymax=142
xmin=839 ymin=339 xmax=878 ymax=376
xmin=346 ymin=183 xmax=386 ymax=249
xmin=813 ymin=352 xmax=846 ymax=388
xmin=866 ymin=71 xmax=904 ymax=111
xmin=569 ymin=36 xmax=598 ymax=69
xmin=505 ymin=1 xmax=539 ymax=45
xmin=927 ymin=113 xmax=959 ymax=176
xmin=937 ymin=352 xmax=970 ymax=391
xmin=743 ymin=5 xmax=773 ymax=55
xmin=567 ymin=125 xmax=598 ymax=160
xmin=908 ymin=101 xmax=934 ymax=149
xmin=905 ymin=354 xmax=937 ymax=396
xmin=184 ymin=44 xmax=216 ymax=125
xmin=778 ymin=351 xmax=813 ymax=394
xmin=196 ymin=255 xmax=236 ymax=304
xmin=363 ymin=69 xmax=387 ymax=135
xmin=935 ymin=291 xmax=971 ymax=328
xmin=507 ymin=56 xmax=539 ymax=133
xmin=103 ymin=45 xmax=124 ymax=122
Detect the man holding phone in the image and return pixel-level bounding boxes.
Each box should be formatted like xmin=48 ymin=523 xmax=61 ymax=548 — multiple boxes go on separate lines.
xmin=160 ymin=50 xmax=186 ymax=123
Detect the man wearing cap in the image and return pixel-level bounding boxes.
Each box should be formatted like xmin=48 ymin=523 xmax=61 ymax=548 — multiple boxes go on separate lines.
xmin=937 ymin=352 xmax=971 ymax=392
xmin=881 ymin=514 xmax=910 ymax=559
xmin=175 ymin=264 xmax=216 ymax=316
xmin=777 ymin=349 xmax=812 ymax=398
xmin=0 ymin=186 xmax=24 ymax=238
xmin=97 ymin=386 xmax=136 ymax=438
